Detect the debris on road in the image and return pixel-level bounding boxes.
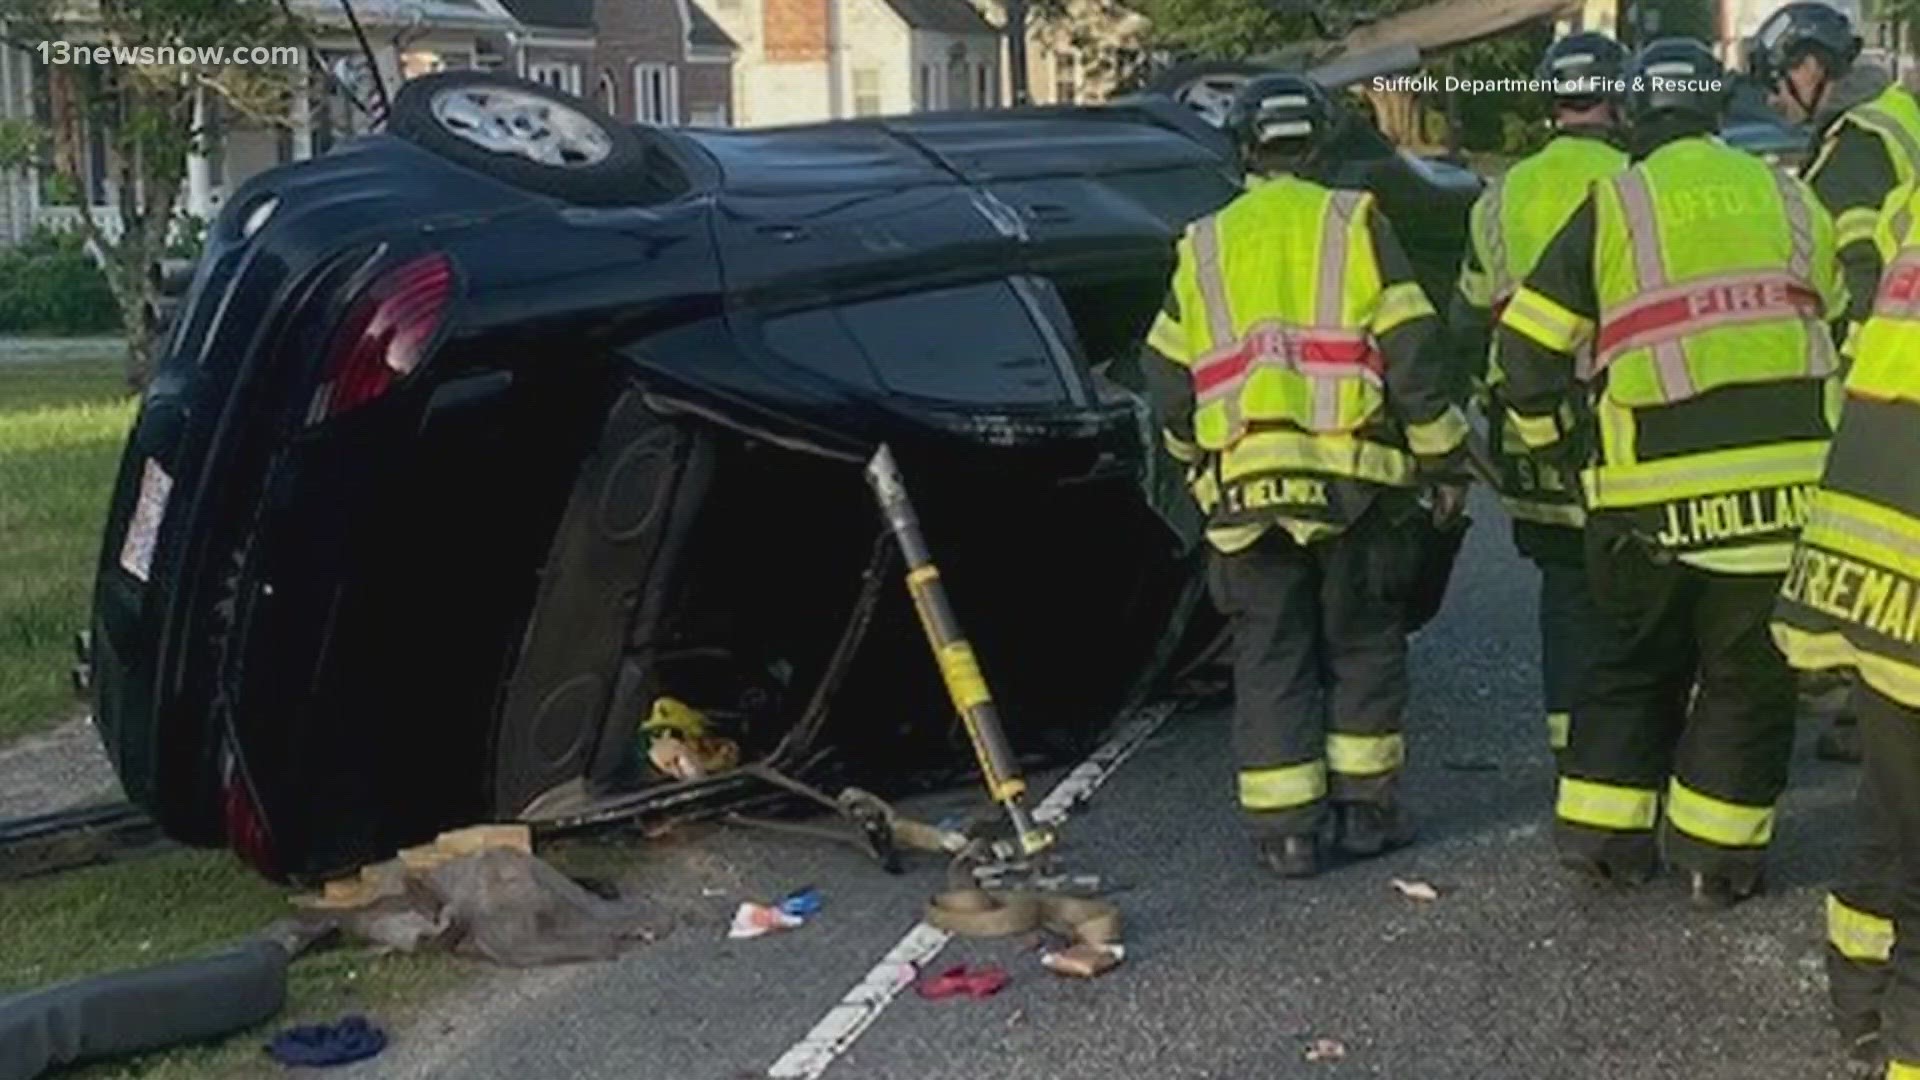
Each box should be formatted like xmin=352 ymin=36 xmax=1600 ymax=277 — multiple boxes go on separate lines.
xmin=1305 ymin=1037 xmax=1348 ymax=1063
xmin=729 ymin=902 xmax=806 ymax=939
xmin=641 ymin=698 xmax=741 ymax=781
xmin=915 ymin=964 xmax=1012 ymax=1000
xmin=291 ymin=826 xmax=654 ymax=966
xmin=1391 ymin=878 xmax=1442 ymax=902
xmin=1040 ymin=942 xmax=1125 ymax=979
xmin=264 ymin=1014 xmax=388 ymax=1069
xmin=779 ymin=887 xmax=823 ymax=919
xmin=925 ymin=887 xmax=1126 ymax=980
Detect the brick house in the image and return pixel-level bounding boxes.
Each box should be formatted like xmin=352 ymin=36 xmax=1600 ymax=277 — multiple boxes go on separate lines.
xmin=496 ymin=0 xmax=598 ymax=97
xmin=504 ymin=0 xmax=737 ymax=126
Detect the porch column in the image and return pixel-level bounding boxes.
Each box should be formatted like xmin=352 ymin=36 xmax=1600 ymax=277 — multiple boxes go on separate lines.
xmin=186 ymin=84 xmax=213 ymax=218
xmin=291 ymin=67 xmax=314 ymax=160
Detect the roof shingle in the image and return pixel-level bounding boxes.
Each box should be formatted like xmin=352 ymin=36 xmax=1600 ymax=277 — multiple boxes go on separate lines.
xmin=882 ymin=0 xmax=998 ymax=35
xmin=496 ymin=0 xmax=596 ymax=31
xmin=687 ymin=3 xmax=738 ymax=50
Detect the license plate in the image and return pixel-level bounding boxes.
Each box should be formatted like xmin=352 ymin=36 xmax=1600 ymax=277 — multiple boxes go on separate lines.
xmin=119 ymin=458 xmax=173 ymax=583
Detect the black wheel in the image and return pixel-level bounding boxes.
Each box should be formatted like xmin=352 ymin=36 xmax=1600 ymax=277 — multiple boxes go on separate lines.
xmin=386 ymin=70 xmax=675 ymax=207
xmin=1142 ymin=61 xmax=1284 ymax=128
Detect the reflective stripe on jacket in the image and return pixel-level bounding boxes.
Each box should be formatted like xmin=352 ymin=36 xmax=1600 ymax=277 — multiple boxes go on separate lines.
xmin=1776 ymin=195 xmax=1920 ymax=706
xmin=1503 ymin=137 xmax=1845 ymax=574
xmin=1461 ymin=133 xmax=1627 ymax=529
xmin=1169 ymin=179 xmax=1423 ymax=448
xmin=1149 ymin=175 xmax=1461 ymax=548
xmin=1826 ymin=84 xmax=1920 ymax=249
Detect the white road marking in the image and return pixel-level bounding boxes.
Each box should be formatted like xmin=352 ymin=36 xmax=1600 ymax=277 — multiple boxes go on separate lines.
xmin=764 ymin=699 xmax=1181 ymax=1079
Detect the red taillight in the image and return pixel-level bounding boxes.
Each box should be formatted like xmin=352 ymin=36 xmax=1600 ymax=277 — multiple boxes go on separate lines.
xmin=221 ymin=748 xmax=279 ymax=877
xmin=307 ymin=252 xmax=454 ymax=425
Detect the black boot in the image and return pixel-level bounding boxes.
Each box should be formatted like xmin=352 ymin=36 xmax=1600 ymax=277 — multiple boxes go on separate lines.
xmin=1337 ymin=801 xmax=1415 ymax=859
xmin=1843 ymin=1031 xmax=1886 ymax=1077
xmin=1559 ymin=847 xmax=1658 ymax=889
xmin=1689 ymin=869 xmax=1765 ymax=910
xmin=1257 ymin=834 xmax=1321 ymax=878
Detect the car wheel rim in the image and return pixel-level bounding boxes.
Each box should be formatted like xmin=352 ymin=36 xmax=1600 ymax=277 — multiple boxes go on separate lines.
xmin=428 ymin=86 xmax=614 ymax=168
xmin=1174 ymin=73 xmax=1252 ymax=128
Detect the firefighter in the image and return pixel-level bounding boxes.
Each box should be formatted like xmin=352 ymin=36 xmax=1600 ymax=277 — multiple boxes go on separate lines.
xmin=1492 ymin=38 xmax=1845 ymax=908
xmin=1451 ymin=31 xmax=1629 ymax=759
xmin=1748 ymin=0 xmax=1920 ymax=765
xmin=1773 ymin=191 xmax=1920 ymax=1076
xmin=1141 ymin=74 xmax=1471 ymax=877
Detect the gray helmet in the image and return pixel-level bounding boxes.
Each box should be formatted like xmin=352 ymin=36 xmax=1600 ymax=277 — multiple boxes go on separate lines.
xmin=1225 ymin=74 xmax=1335 ymax=168
xmin=1621 ymin=38 xmax=1731 ymax=127
xmin=1537 ymin=31 xmax=1627 ymax=107
xmin=1746 ymin=2 xmax=1861 ymax=89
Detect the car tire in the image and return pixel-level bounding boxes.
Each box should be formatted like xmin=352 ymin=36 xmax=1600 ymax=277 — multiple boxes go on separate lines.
xmin=386 ymin=70 xmax=670 ymax=207
xmin=1142 ymin=61 xmax=1281 ymax=128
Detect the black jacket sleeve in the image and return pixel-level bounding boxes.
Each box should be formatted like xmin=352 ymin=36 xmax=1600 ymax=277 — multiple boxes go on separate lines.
xmin=1367 ymin=205 xmax=1470 ymax=466
xmin=1447 ymin=286 xmax=1494 ymax=403
xmin=1142 ymin=289 xmax=1201 ymax=464
xmin=1806 ymin=124 xmax=1898 ymax=329
xmin=1492 ymin=196 xmax=1599 ymax=461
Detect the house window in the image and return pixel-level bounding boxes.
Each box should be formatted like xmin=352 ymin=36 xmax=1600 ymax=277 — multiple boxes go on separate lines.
xmin=1054 ymin=51 xmax=1077 ymax=104
xmin=598 ymin=70 xmax=619 ymax=115
xmin=635 ymin=63 xmax=680 ymax=124
xmin=852 ymin=67 xmax=882 ymax=116
xmin=529 ymin=61 xmax=582 ymax=96
xmin=689 ymin=104 xmax=729 ymax=126
xmin=974 ymin=61 xmax=992 ymax=107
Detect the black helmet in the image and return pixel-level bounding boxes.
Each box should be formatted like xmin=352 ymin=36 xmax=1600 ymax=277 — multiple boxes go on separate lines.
xmin=1745 ymin=2 xmax=1861 ymax=90
xmin=1225 ymin=74 xmax=1335 ymax=169
xmin=1621 ymin=38 xmax=1731 ymax=126
xmin=1536 ymin=31 xmax=1627 ymax=106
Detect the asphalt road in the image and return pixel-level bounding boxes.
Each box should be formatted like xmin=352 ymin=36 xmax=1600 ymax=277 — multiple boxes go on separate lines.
xmin=353 ymin=491 xmax=1862 ymax=1080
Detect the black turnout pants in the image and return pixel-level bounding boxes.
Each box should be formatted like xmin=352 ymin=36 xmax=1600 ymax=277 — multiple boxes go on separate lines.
xmin=1555 ymin=530 xmax=1797 ymax=885
xmin=1513 ymin=521 xmax=1597 ymax=757
xmin=1538 ymin=549 xmax=1598 ymax=758
xmin=1212 ymin=502 xmax=1420 ymax=840
xmin=1826 ymin=683 xmax=1920 ymax=1066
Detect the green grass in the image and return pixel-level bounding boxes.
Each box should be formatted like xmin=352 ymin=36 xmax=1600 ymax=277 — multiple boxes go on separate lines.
xmin=0 ymin=357 xmax=138 ymax=744
xmin=2 ymin=849 xmax=473 ymax=1080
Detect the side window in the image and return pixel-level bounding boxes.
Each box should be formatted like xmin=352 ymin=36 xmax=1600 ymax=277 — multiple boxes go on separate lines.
xmin=762 ymin=281 xmax=1069 ymax=404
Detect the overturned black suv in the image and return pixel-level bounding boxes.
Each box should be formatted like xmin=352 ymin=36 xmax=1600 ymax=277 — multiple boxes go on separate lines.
xmin=86 ymin=63 xmax=1479 ymax=883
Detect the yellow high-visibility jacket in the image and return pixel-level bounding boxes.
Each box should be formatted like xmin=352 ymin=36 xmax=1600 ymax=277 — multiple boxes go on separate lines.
xmin=1494 ymin=134 xmax=1846 ymax=575
xmin=1143 ymin=174 xmax=1468 ymax=553
xmin=1775 ymin=187 xmax=1920 ymax=706
xmin=1455 ymin=129 xmax=1628 ymax=532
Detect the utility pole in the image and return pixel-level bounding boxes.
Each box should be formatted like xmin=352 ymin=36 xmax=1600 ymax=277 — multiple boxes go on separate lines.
xmin=1007 ymin=0 xmax=1030 ymax=106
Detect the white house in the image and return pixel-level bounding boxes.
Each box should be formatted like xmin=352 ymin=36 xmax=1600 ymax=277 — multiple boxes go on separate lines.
xmin=0 ymin=0 xmax=739 ymax=248
xmin=705 ymin=0 xmax=1001 ymax=126
xmin=0 ymin=0 xmax=529 ymax=245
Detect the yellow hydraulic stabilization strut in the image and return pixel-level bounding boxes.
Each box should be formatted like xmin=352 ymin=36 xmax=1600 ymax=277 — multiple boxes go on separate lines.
xmin=864 ymin=444 xmax=1055 ymax=858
